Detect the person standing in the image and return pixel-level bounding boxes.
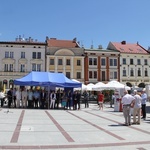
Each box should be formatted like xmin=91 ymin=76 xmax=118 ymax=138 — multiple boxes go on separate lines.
xmin=40 ymin=89 xmax=46 ymax=109
xmin=98 ymin=91 xmax=104 ymax=110
xmin=122 ymin=90 xmax=135 ymax=126
xmin=133 ymin=90 xmax=142 ymax=125
xmin=7 ymin=88 xmax=13 ymax=108
xmin=141 ymin=90 xmax=147 ymax=120
xmin=76 ymin=90 xmax=81 ymax=110
xmin=16 ymin=88 xmax=21 ymax=108
xmin=12 ymin=88 xmax=16 ymax=108
xmin=73 ymin=91 xmax=77 ymax=110
xmin=50 ymin=90 xmax=56 ymax=109
xmin=0 ymin=90 xmax=5 ymax=107
xmin=22 ymin=87 xmax=27 ymax=108
xmin=28 ymin=89 xmax=33 ymax=108
xmin=83 ymin=90 xmax=89 ymax=108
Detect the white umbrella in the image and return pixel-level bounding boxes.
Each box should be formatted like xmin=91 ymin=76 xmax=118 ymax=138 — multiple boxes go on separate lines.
xmin=86 ymin=83 xmax=95 ymax=91
xmin=101 ymin=80 xmax=131 ymax=90
xmin=92 ymin=82 xmax=106 ymax=91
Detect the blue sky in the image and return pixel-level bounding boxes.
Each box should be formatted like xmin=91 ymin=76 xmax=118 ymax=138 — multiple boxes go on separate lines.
xmin=0 ymin=0 xmax=150 ymax=49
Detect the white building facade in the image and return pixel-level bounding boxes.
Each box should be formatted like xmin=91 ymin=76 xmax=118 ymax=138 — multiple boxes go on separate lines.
xmin=0 ymin=38 xmax=46 ymax=88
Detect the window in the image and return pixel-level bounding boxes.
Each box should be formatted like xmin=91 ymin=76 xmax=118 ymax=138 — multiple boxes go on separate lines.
xmin=130 ymin=59 xmax=134 ymax=65
xmin=4 ymin=64 xmax=13 ymax=72
xmin=109 ymin=58 xmax=117 ymax=66
xmin=89 ymin=58 xmax=97 ymax=65
xmin=66 ymin=59 xmax=70 ymax=65
xmin=32 ymin=63 xmax=36 ymax=71
xmin=102 ymin=71 xmax=106 ymax=81
xmin=58 ymin=59 xmax=63 ymax=65
xmin=77 ymin=72 xmax=81 ymax=79
xmin=37 ymin=64 xmax=41 ymax=71
xmin=5 ymin=51 xmax=14 ymax=58
xmin=101 ymin=58 xmax=106 ymax=66
xmin=94 ymin=58 xmax=97 ymax=65
xmin=94 ymin=71 xmax=97 ymax=78
xmin=10 ymin=52 xmax=14 ymax=58
xmin=130 ymin=68 xmax=134 ymax=76
xmin=89 ymin=58 xmax=92 ymax=65
xmin=5 ymin=52 xmax=9 ymax=58
xmin=32 ymin=52 xmax=41 ymax=59
xmin=138 ymin=68 xmax=141 ymax=76
xmin=89 ymin=71 xmax=92 ymax=78
xmin=37 ymin=52 xmax=41 ymax=59
xmin=77 ymin=60 xmax=81 ymax=66
xmin=123 ymin=69 xmax=126 ymax=76
xmin=137 ymin=59 xmax=141 ymax=65
xmin=145 ymin=68 xmax=148 ymax=76
xmin=4 ymin=64 xmax=8 ymax=71
xmin=122 ymin=58 xmax=126 ymax=64
xmin=144 ymin=59 xmax=148 ymax=65
xmin=66 ymin=72 xmax=70 ymax=78
xmin=21 ymin=52 xmax=25 ymax=58
xmin=89 ymin=71 xmax=97 ymax=79
xmin=20 ymin=64 xmax=25 ymax=72
xmin=50 ymin=59 xmax=54 ymax=65
xmin=32 ymin=52 xmax=36 ymax=59
xmin=114 ymin=72 xmax=117 ymax=79
xmin=110 ymin=71 xmax=117 ymax=79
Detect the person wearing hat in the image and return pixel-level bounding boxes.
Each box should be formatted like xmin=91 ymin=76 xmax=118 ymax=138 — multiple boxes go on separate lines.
xmin=122 ymin=90 xmax=135 ymax=126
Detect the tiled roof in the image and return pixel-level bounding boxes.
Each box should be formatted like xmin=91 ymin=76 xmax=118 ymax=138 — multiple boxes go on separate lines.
xmin=111 ymin=41 xmax=148 ymax=54
xmin=47 ymin=38 xmax=80 ymax=48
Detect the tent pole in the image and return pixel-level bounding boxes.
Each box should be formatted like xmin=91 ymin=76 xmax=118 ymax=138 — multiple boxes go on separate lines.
xmin=48 ymin=86 xmax=50 ymax=109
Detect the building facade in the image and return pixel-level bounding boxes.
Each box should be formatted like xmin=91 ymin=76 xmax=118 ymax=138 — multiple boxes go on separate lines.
xmin=107 ymin=41 xmax=150 ymax=87
xmin=0 ymin=37 xmax=46 ymax=88
xmin=84 ymin=47 xmax=120 ymax=84
xmin=45 ymin=37 xmax=85 ymax=82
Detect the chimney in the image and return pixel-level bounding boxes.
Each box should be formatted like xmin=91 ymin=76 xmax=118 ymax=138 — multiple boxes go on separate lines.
xmin=73 ymin=37 xmax=77 ymax=43
xmin=98 ymin=45 xmax=103 ymax=49
xmin=121 ymin=41 xmax=126 ymax=45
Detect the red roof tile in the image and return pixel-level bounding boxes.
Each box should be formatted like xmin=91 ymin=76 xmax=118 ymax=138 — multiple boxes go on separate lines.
xmin=111 ymin=41 xmax=148 ymax=54
xmin=47 ymin=38 xmax=80 ymax=48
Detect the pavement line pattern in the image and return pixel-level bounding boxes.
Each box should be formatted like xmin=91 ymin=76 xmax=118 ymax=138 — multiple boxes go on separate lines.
xmin=45 ymin=110 xmax=75 ymax=142
xmin=10 ymin=110 xmax=25 ymax=143
xmin=89 ymin=111 xmax=150 ymax=135
xmin=67 ymin=111 xmax=125 ymax=140
xmin=0 ymin=140 xmax=150 ymax=149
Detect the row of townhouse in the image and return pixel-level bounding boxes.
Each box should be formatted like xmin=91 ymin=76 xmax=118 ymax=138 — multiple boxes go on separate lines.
xmin=0 ymin=36 xmax=149 ymax=89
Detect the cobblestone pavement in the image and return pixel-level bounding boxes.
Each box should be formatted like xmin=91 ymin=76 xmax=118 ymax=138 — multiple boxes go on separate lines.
xmin=0 ymin=102 xmax=150 ymax=150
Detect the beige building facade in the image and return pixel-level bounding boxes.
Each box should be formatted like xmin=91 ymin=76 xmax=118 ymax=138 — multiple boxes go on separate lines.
xmin=45 ymin=38 xmax=85 ymax=82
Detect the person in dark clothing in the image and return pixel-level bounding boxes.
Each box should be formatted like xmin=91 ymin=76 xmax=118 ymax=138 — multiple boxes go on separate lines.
xmin=40 ymin=89 xmax=46 ymax=109
xmin=83 ymin=90 xmax=89 ymax=108
xmin=76 ymin=90 xmax=81 ymax=110
xmin=67 ymin=90 xmax=72 ymax=110
xmin=7 ymin=88 xmax=13 ymax=108
xmin=73 ymin=91 xmax=78 ymax=110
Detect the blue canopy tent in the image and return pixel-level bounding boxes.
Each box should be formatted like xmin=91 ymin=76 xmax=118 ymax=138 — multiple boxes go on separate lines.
xmin=14 ymin=71 xmax=82 ymax=88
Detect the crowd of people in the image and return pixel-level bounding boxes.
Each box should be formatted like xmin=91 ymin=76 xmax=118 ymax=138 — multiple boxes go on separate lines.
xmin=0 ymin=87 xmax=91 ymax=110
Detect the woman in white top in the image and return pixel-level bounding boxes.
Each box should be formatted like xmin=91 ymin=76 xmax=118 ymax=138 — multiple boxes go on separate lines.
xmin=16 ymin=88 xmax=21 ymax=108
xmin=50 ymin=90 xmax=56 ymax=109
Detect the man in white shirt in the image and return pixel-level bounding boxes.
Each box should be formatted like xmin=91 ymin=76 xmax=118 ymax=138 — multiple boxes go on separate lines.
xmin=133 ymin=90 xmax=142 ymax=125
xmin=122 ymin=90 xmax=135 ymax=126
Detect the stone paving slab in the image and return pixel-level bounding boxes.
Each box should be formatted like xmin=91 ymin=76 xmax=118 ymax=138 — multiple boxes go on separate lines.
xmin=0 ymin=103 xmax=150 ymax=150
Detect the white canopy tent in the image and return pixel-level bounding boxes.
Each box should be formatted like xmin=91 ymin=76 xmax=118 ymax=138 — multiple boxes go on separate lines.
xmin=92 ymin=82 xmax=106 ymax=91
xmin=71 ymin=79 xmax=87 ymax=91
xmin=86 ymin=83 xmax=95 ymax=91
